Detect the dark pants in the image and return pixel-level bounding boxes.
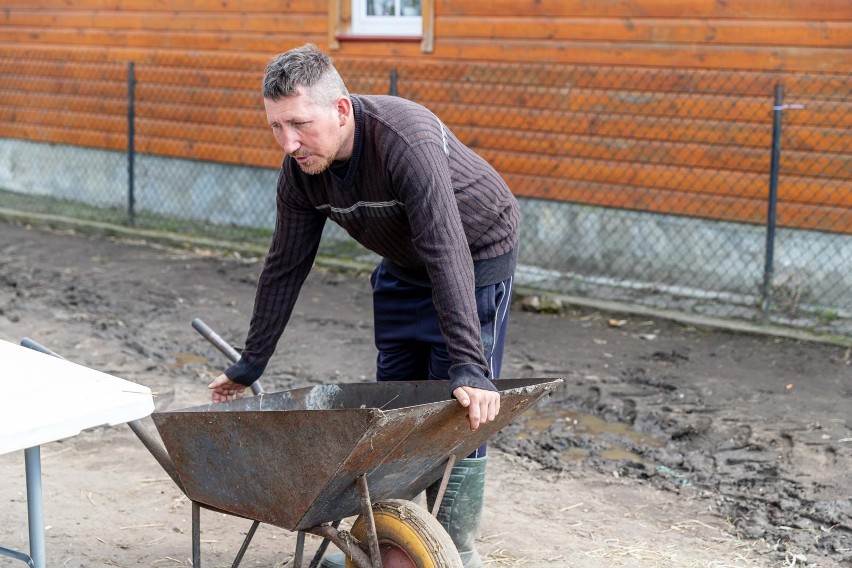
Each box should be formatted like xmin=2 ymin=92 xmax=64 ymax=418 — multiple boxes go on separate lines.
xmin=371 ymin=263 xmax=513 ymax=457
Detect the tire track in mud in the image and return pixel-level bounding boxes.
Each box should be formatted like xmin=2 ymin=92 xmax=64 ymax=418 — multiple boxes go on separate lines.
xmin=493 ymin=364 xmax=852 ymax=565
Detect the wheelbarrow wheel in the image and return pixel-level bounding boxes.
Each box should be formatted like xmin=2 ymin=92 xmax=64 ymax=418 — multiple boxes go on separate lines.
xmin=346 ymin=499 xmax=463 ymax=568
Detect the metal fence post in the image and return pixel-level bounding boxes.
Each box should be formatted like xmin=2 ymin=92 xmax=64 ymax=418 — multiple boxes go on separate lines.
xmin=389 ymin=69 xmax=398 ymax=96
xmin=127 ymin=61 xmax=136 ymax=226
xmin=761 ymin=84 xmax=784 ymax=320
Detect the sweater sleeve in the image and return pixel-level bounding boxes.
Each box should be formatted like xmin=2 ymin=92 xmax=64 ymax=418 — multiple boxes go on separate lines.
xmin=391 ymin=141 xmax=497 ymax=394
xmin=225 ymin=170 xmax=326 ymax=386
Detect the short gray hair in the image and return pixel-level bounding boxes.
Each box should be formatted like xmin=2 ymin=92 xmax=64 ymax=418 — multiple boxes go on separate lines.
xmin=262 ymin=43 xmax=349 ymax=105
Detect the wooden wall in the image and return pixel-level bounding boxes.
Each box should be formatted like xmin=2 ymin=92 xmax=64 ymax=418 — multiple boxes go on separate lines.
xmin=0 ymin=0 xmax=849 ymax=233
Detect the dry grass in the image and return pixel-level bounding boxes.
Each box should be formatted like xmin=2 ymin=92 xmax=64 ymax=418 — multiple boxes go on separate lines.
xmin=583 ymin=536 xmax=765 ymax=567
xmin=477 ymin=517 xmax=791 ymax=568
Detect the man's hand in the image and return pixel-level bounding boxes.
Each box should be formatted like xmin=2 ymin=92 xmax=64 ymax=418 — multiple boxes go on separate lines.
xmin=208 ymin=373 xmax=247 ymax=403
xmin=452 ymin=386 xmax=500 ymax=431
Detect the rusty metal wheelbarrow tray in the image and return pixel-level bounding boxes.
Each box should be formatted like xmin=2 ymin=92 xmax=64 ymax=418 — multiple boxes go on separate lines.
xmin=152 ymin=378 xmax=559 ymax=533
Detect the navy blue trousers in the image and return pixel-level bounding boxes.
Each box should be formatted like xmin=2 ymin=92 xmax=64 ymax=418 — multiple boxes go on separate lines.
xmin=371 ymin=263 xmax=513 ymax=457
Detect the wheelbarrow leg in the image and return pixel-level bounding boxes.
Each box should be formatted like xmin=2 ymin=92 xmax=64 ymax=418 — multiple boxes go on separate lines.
xmin=190 ymin=502 xmax=266 ymax=568
xmin=304 ymin=525 xmax=373 ymax=568
xmin=299 ymin=475 xmax=380 ymax=568
xmin=356 ymin=476 xmax=383 ymax=568
xmin=308 ymin=520 xmax=341 ymax=568
xmin=430 ymin=454 xmax=457 ymax=517
xmin=293 ymin=531 xmax=306 ymax=567
xmin=192 ymin=501 xmax=201 ymax=568
xmin=231 ymin=521 xmax=261 ymax=568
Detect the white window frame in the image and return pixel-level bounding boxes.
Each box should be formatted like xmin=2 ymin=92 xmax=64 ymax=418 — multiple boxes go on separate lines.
xmin=350 ymin=0 xmax=422 ymax=37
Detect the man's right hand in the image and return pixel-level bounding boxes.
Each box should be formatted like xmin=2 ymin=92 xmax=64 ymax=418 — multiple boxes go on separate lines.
xmin=208 ymin=373 xmax=247 ymax=403
xmin=453 ymin=385 xmax=500 ymax=431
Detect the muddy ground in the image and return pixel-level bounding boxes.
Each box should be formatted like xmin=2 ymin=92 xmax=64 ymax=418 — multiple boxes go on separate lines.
xmin=0 ymin=221 xmax=850 ymax=568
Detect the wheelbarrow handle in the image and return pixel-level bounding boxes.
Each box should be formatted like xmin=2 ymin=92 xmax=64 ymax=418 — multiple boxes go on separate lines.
xmin=18 ymin=337 xmax=186 ymax=493
xmin=20 ymin=337 xmax=66 ymax=360
xmin=191 ymin=318 xmax=264 ymax=395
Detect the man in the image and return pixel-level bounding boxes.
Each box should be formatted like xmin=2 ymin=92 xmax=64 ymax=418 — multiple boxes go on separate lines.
xmin=209 ymin=44 xmax=520 ymax=568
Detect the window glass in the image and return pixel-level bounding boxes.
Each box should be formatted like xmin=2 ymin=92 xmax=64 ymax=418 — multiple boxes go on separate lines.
xmin=352 ymin=0 xmax=422 ymax=36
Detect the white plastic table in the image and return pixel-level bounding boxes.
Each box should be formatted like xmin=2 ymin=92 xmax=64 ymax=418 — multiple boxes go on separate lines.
xmin=0 ymin=338 xmax=155 ymax=568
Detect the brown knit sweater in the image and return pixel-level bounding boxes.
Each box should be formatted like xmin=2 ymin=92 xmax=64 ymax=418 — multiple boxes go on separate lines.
xmin=226 ymin=94 xmax=520 ymax=393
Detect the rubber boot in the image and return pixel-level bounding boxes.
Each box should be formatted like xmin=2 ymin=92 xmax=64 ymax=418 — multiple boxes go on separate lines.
xmin=426 ymin=457 xmax=487 ymax=568
xmin=319 ymin=551 xmax=346 ymax=568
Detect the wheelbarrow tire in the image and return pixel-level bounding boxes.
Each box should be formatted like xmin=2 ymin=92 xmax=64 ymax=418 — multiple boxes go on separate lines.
xmin=346 ymin=499 xmax=463 ymax=568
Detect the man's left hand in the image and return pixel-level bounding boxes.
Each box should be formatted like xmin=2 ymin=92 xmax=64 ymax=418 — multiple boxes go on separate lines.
xmin=452 ymin=386 xmax=500 ymax=431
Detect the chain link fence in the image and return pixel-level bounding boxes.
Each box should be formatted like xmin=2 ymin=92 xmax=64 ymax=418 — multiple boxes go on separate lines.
xmin=0 ymin=51 xmax=849 ymax=336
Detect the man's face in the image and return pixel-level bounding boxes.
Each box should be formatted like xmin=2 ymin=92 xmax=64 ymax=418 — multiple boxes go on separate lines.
xmin=264 ymin=88 xmax=344 ymax=175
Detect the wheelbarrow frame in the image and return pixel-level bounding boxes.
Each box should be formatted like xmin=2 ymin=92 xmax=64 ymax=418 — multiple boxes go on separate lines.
xmin=22 ymin=320 xmax=561 ymax=568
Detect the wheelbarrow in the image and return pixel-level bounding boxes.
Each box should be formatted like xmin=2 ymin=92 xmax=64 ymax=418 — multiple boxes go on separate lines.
xmin=23 ymin=320 xmax=562 ymax=568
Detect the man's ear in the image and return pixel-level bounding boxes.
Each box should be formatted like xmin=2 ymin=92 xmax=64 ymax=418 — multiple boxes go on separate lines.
xmin=336 ymin=96 xmax=352 ymax=126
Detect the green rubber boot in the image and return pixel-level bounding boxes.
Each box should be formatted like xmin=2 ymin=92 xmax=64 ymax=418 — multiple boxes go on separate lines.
xmin=426 ymin=457 xmax=487 ymax=568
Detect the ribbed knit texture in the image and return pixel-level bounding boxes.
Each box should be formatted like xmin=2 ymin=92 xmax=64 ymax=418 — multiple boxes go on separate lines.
xmin=227 ymin=94 xmax=520 ymax=387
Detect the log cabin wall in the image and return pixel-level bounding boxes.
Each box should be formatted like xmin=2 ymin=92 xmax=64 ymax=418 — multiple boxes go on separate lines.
xmin=0 ymin=0 xmax=849 ymax=233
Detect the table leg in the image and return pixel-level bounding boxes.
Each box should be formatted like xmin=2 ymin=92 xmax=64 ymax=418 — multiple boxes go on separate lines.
xmin=24 ymin=446 xmax=46 ymax=568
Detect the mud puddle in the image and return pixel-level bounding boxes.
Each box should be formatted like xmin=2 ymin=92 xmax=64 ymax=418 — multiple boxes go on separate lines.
xmin=493 ymin=369 xmax=852 ymax=564
xmin=513 ymin=406 xmax=663 ymax=467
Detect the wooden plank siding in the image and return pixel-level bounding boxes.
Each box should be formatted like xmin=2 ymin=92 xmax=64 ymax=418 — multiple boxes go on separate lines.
xmin=0 ymin=0 xmax=848 ymax=233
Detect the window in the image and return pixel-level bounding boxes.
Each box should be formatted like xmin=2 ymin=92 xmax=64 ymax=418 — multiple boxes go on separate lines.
xmin=328 ymin=0 xmax=434 ymax=52
xmin=351 ymin=0 xmax=422 ymax=37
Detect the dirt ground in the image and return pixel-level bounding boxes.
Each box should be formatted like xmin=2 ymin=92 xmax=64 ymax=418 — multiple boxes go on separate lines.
xmin=0 ymin=221 xmax=850 ymax=568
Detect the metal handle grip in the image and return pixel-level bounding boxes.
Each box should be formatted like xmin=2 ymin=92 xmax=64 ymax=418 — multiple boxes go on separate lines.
xmin=191 ymin=318 xmax=263 ymax=395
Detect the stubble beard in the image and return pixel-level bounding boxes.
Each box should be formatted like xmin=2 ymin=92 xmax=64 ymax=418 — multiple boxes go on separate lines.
xmin=294 ymin=153 xmax=335 ymax=175
xmin=292 ymin=135 xmax=341 ymax=175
